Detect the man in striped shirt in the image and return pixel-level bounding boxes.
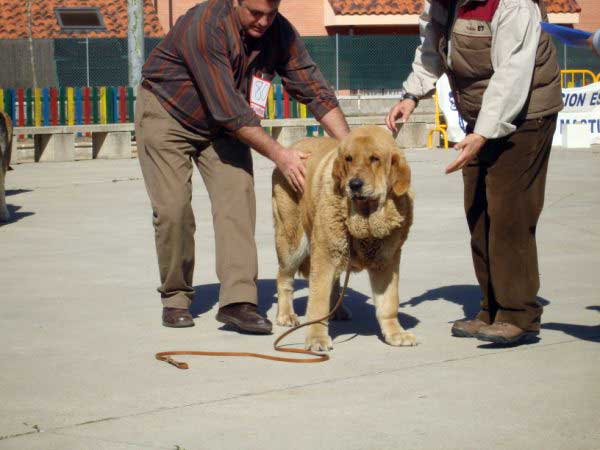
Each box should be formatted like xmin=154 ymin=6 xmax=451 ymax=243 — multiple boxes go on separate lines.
xmin=136 ymin=0 xmax=349 ymax=333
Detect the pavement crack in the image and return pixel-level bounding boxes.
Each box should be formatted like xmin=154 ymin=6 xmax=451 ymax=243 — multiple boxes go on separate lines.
xmin=546 ymin=192 xmax=576 ymax=209
xmin=0 ymin=335 xmax=590 ymax=444
xmin=0 ymin=430 xmax=38 ymax=441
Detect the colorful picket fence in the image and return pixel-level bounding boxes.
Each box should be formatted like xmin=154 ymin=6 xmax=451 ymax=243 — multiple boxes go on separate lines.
xmin=0 ymin=86 xmax=135 ymax=128
xmin=266 ymin=84 xmax=323 ymax=136
xmin=0 ymin=84 xmax=323 ymax=136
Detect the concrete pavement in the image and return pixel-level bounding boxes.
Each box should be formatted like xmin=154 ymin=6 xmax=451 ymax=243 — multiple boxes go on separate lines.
xmin=1 ymin=145 xmax=599 ymax=449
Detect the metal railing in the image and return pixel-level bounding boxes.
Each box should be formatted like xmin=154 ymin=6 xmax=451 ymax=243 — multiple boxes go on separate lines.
xmin=560 ymin=69 xmax=599 ymax=88
xmin=428 ymin=93 xmax=449 ymax=150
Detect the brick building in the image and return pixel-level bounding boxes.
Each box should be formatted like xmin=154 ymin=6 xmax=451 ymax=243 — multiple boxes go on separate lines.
xmin=576 ymin=0 xmax=600 ymax=33
xmin=153 ymin=0 xmax=596 ymax=36
xmin=0 ymin=0 xmax=163 ymax=87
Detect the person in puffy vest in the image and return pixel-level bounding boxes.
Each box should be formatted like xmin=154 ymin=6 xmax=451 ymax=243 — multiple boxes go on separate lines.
xmin=386 ymin=0 xmax=563 ymax=345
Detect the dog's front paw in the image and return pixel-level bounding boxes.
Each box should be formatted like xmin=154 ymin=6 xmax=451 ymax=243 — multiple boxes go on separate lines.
xmin=305 ymin=334 xmax=333 ymax=352
xmin=385 ymin=331 xmax=417 ymax=347
xmin=276 ymin=312 xmax=300 ymax=327
xmin=331 ymin=304 xmax=352 ymax=321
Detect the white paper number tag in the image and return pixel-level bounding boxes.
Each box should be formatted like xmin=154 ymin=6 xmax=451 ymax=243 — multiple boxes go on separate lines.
xmin=249 ymin=74 xmax=271 ymax=117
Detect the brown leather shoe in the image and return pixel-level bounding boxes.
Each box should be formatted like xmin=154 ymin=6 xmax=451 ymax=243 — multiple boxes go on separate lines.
xmin=475 ymin=322 xmax=538 ymax=345
xmin=162 ymin=307 xmax=194 ymax=328
xmin=451 ymin=319 xmax=488 ymax=338
xmin=216 ymin=303 xmax=272 ymax=334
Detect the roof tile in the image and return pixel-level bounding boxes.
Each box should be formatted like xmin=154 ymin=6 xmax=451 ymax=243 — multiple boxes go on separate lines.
xmin=0 ymin=0 xmax=164 ymax=39
xmin=328 ymin=0 xmax=581 ymax=15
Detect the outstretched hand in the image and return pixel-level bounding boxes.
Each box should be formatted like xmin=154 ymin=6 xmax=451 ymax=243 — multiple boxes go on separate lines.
xmin=445 ymin=133 xmax=487 ymax=174
xmin=386 ymin=99 xmax=417 ymax=133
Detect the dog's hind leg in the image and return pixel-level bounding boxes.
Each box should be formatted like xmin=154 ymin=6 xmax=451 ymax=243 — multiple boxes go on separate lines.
xmin=275 ymin=234 xmax=309 ymax=327
xmin=329 ymin=276 xmax=352 ymax=321
xmin=368 ymin=252 xmax=416 ymax=346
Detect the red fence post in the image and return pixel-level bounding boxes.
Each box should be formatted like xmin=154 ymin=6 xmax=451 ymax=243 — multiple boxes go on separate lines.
xmin=17 ymin=88 xmax=25 ymax=139
xmin=17 ymin=88 xmax=25 ymax=127
xmin=50 ymin=88 xmax=58 ymax=126
xmin=283 ymin=89 xmax=290 ymax=119
xmin=83 ymin=87 xmax=91 ymax=124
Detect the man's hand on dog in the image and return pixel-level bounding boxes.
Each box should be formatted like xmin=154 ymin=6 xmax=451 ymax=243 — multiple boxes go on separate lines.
xmin=275 ymin=148 xmax=309 ymax=193
xmin=445 ymin=133 xmax=487 ymax=174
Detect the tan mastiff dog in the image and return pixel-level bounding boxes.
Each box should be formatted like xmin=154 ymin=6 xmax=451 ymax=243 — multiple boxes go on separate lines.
xmin=272 ymin=126 xmax=415 ymax=351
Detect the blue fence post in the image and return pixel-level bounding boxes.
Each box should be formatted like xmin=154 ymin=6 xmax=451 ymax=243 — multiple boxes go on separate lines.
xmin=275 ymin=84 xmax=283 ymax=119
xmin=112 ymin=87 xmax=119 ymax=123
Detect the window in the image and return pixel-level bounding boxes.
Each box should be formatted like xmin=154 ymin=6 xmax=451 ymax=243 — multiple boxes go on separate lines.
xmin=55 ymin=8 xmax=106 ymax=31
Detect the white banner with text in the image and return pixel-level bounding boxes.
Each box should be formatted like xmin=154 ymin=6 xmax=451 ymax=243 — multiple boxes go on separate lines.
xmin=436 ymin=76 xmax=600 ymax=146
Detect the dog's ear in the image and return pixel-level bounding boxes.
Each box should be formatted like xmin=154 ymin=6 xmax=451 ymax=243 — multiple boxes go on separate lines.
xmin=332 ymin=149 xmax=346 ymax=195
xmin=389 ymin=151 xmax=411 ymax=196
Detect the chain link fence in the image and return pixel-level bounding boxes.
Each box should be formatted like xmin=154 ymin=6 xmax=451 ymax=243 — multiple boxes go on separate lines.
xmin=1 ymin=35 xmax=599 ymax=90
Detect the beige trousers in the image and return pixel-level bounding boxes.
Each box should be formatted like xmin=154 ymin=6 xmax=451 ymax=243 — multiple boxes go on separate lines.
xmin=135 ymin=86 xmax=258 ymax=309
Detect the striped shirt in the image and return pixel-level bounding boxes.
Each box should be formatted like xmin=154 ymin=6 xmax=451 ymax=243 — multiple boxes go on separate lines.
xmin=141 ymin=0 xmax=339 ymax=138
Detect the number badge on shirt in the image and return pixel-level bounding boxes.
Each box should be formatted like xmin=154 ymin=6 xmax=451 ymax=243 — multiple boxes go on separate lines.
xmin=249 ymin=74 xmax=272 ymax=118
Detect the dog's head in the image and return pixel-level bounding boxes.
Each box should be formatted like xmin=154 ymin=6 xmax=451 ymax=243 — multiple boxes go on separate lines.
xmin=332 ymin=126 xmax=411 ymax=215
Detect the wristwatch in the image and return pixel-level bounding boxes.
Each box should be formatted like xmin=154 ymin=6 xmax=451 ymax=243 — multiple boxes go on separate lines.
xmin=400 ymin=90 xmax=419 ymax=107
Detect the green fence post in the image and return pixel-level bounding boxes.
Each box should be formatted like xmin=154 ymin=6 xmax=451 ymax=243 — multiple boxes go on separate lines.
xmin=59 ymin=87 xmax=67 ymax=125
xmin=127 ymin=86 xmax=135 ymax=122
xmin=106 ymin=87 xmax=114 ymax=124
xmin=92 ymin=87 xmax=99 ymax=124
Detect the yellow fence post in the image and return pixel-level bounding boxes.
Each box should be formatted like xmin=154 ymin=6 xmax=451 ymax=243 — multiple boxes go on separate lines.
xmin=67 ymin=87 xmax=75 ymax=126
xmin=267 ymin=86 xmax=275 ymax=120
xmin=427 ymin=93 xmax=449 ymax=150
xmin=34 ymin=88 xmax=42 ymax=126
xmin=299 ymin=102 xmax=307 ymax=119
xmin=0 ymin=89 xmax=4 ymax=114
xmin=99 ymin=87 xmax=107 ymax=124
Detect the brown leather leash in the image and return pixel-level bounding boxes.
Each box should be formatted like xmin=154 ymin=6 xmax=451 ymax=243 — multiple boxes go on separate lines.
xmin=155 ymin=269 xmax=351 ymax=369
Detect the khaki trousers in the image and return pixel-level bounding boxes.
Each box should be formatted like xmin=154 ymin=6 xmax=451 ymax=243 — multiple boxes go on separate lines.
xmin=135 ymin=86 xmax=258 ymax=309
xmin=462 ymin=115 xmax=557 ymax=332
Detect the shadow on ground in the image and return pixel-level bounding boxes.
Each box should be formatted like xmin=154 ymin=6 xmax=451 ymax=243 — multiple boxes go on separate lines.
xmin=0 ymin=189 xmax=34 ymax=226
xmin=401 ymin=284 xmax=600 ymax=348
xmin=191 ymin=278 xmax=419 ymax=343
xmin=401 ymin=284 xmax=550 ymax=322
xmin=542 ymin=306 xmax=600 ymax=343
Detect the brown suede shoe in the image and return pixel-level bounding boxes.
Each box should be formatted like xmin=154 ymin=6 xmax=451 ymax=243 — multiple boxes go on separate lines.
xmin=162 ymin=307 xmax=194 ymax=328
xmin=216 ymin=303 xmax=272 ymax=334
xmin=451 ymin=319 xmax=488 ymax=338
xmin=475 ymin=322 xmax=538 ymax=345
